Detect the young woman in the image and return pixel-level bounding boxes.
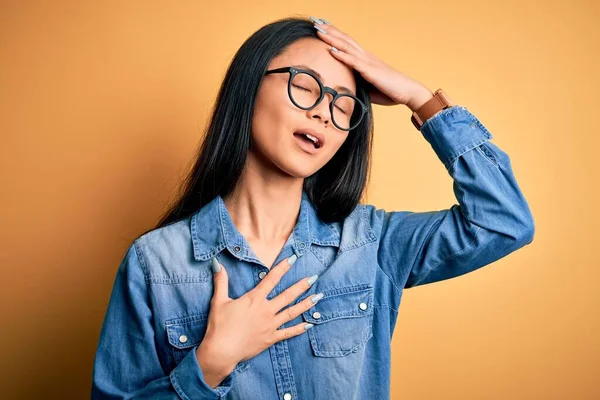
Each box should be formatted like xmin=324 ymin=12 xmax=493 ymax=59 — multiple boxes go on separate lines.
xmin=92 ymin=16 xmax=535 ymax=399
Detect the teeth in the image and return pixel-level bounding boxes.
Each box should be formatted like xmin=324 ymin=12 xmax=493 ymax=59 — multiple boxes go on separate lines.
xmin=302 ymin=133 xmax=318 ymax=144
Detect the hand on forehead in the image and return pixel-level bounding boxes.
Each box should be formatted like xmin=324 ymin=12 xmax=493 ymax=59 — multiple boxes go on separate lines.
xmin=271 ymin=38 xmax=357 ymax=95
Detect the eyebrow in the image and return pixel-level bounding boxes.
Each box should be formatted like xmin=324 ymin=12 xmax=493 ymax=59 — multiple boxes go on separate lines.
xmin=292 ymin=64 xmax=356 ymax=96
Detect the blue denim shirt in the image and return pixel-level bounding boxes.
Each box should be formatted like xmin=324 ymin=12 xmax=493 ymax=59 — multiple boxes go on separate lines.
xmin=92 ymin=105 xmax=535 ymax=399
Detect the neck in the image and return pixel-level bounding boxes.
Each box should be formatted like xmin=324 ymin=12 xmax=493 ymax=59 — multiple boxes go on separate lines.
xmin=222 ymin=153 xmax=304 ymax=243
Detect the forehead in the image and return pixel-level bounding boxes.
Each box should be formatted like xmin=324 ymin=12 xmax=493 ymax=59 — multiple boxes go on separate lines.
xmin=270 ymin=38 xmax=357 ymax=95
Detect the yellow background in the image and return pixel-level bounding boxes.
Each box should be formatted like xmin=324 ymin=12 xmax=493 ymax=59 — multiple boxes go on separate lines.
xmin=1 ymin=1 xmax=597 ymax=398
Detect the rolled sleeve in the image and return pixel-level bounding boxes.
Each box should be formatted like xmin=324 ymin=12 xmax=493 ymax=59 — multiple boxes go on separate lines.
xmin=170 ymin=345 xmax=234 ymax=399
xmin=420 ymin=105 xmax=493 ymax=170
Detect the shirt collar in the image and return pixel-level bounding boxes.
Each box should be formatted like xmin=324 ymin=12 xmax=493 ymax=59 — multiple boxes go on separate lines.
xmin=190 ymin=190 xmax=341 ymax=263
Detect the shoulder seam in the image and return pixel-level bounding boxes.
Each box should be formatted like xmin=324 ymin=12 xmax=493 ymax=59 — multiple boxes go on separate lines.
xmin=363 ymin=205 xmax=403 ymax=295
xmin=132 ymin=239 xmax=150 ymax=280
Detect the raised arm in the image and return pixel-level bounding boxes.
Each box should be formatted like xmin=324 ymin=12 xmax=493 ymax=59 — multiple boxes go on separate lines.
xmin=368 ymin=105 xmax=535 ymax=289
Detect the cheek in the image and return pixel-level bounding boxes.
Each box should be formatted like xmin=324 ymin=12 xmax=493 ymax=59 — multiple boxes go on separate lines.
xmin=252 ymin=92 xmax=294 ymax=147
xmin=325 ymin=133 xmax=349 ymax=156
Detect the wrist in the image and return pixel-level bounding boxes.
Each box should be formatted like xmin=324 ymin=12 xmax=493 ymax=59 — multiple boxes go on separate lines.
xmin=406 ymin=85 xmax=434 ymax=112
xmin=196 ymin=341 xmax=237 ymax=388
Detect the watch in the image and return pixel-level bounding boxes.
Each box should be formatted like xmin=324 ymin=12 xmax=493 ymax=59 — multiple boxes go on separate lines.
xmin=410 ymin=88 xmax=454 ymax=131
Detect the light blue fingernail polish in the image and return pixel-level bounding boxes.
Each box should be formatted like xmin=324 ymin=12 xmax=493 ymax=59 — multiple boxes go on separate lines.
xmin=310 ymin=293 xmax=324 ymax=304
xmin=304 ymin=323 xmax=314 ymax=330
xmin=211 ymin=257 xmax=221 ymax=273
xmin=288 ymin=254 xmax=298 ymax=266
xmin=309 ymin=16 xmax=323 ymax=25
xmin=320 ymin=18 xmax=330 ymax=25
xmin=307 ymin=274 xmax=319 ymax=286
xmin=314 ymin=25 xmax=326 ymax=34
xmin=330 ymin=46 xmax=339 ymax=53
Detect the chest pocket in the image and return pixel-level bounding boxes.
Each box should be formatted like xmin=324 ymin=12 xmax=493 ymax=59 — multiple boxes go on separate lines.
xmin=165 ymin=313 xmax=250 ymax=374
xmin=302 ymin=283 xmax=374 ymax=357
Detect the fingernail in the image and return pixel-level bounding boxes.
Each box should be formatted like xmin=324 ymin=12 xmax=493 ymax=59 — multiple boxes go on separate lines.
xmin=320 ymin=18 xmax=331 ymax=25
xmin=314 ymin=25 xmax=326 ymax=34
xmin=211 ymin=257 xmax=221 ymax=273
xmin=310 ymin=293 xmax=324 ymax=304
xmin=309 ymin=16 xmax=323 ymax=25
xmin=288 ymin=254 xmax=298 ymax=266
xmin=307 ymin=274 xmax=319 ymax=286
xmin=330 ymin=46 xmax=339 ymax=53
xmin=304 ymin=323 xmax=314 ymax=330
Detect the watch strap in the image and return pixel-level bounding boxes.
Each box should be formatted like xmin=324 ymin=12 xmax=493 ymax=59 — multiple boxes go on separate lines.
xmin=411 ymin=88 xmax=454 ymax=131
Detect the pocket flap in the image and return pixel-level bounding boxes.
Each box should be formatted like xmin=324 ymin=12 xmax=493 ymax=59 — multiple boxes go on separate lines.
xmin=303 ymin=284 xmax=373 ymax=324
xmin=165 ymin=314 xmax=209 ymax=349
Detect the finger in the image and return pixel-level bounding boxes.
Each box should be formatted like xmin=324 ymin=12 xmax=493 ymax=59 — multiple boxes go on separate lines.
xmin=272 ymin=291 xmax=323 ymax=327
xmin=211 ymin=257 xmax=230 ymax=303
xmin=272 ymin=322 xmax=314 ymax=343
xmin=313 ymin=22 xmax=366 ymax=54
xmin=269 ymin=274 xmax=318 ymax=312
xmin=328 ymin=46 xmax=371 ymax=75
xmin=250 ymin=254 xmax=298 ymax=299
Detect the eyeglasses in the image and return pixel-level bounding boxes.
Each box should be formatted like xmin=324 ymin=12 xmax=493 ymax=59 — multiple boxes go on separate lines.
xmin=264 ymin=66 xmax=368 ymax=131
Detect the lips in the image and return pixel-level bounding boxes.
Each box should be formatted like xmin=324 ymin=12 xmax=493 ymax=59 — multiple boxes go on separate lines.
xmin=293 ymin=128 xmax=325 ymax=149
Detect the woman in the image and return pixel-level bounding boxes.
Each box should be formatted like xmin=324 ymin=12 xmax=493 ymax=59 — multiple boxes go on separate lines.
xmin=92 ymin=16 xmax=535 ymax=399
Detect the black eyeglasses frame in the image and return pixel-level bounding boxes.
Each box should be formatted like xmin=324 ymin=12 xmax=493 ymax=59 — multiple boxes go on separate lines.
xmin=264 ymin=66 xmax=368 ymax=131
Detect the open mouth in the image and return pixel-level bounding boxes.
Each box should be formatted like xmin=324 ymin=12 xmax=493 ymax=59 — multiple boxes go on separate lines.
xmin=293 ymin=132 xmax=321 ymax=149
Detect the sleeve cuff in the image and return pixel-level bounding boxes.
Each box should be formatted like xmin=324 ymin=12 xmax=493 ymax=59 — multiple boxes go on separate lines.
xmin=420 ymin=105 xmax=493 ymax=170
xmin=169 ymin=345 xmax=233 ymax=399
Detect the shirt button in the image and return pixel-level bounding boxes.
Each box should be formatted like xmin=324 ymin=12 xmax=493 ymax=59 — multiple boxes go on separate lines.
xmin=359 ymin=302 xmax=368 ymax=310
xmin=178 ymin=334 xmax=188 ymax=344
xmin=258 ymin=271 xmax=267 ymax=280
xmin=470 ymin=122 xmax=477 ymax=129
xmin=283 ymin=393 xmax=292 ymax=400
xmin=312 ymin=311 xmax=321 ymax=319
xmin=298 ymin=242 xmax=306 ymax=249
xmin=233 ymin=245 xmax=242 ymax=253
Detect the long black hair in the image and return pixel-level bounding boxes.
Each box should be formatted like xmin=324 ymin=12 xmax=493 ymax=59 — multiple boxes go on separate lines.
xmin=152 ymin=16 xmax=374 ymax=231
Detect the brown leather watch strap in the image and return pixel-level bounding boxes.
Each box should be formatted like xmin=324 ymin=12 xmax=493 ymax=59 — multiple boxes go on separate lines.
xmin=411 ymin=89 xmax=454 ymax=131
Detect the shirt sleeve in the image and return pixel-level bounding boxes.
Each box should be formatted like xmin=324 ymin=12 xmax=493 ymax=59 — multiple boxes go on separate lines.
xmin=91 ymin=241 xmax=234 ymax=399
xmin=367 ymin=105 xmax=535 ymax=289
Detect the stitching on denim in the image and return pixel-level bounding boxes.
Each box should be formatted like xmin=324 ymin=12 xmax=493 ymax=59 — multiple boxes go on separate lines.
xmin=311 ymin=320 xmax=373 ymax=356
xmin=148 ymin=274 xmax=212 ymax=284
xmin=360 ymin=206 xmax=404 ymax=294
xmin=309 ymin=245 xmax=328 ymax=267
xmin=169 ymin=371 xmax=191 ymax=400
xmin=476 ymin=143 xmax=500 ymax=168
xmin=445 ymin=137 xmax=491 ymax=170
xmin=280 ymin=338 xmax=298 ymax=397
xmin=133 ymin=240 xmax=149 ymax=279
xmin=407 ymin=213 xmax=444 ymax=286
xmin=374 ymin=304 xmax=398 ymax=313
xmin=375 ymin=258 xmax=402 ymax=296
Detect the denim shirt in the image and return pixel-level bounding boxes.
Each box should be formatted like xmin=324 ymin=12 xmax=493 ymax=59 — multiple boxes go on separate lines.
xmin=92 ymin=105 xmax=535 ymax=399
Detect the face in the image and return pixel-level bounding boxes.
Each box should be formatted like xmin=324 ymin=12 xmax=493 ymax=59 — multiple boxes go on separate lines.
xmin=250 ymin=37 xmax=357 ymax=178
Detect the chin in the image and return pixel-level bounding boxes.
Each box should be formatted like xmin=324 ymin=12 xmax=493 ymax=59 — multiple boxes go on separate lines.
xmin=283 ymin=165 xmax=319 ymax=178
xmin=277 ymin=159 xmax=320 ymax=178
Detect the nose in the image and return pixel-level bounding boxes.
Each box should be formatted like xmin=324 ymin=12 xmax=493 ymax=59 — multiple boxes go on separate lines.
xmin=308 ymin=93 xmax=334 ymax=126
